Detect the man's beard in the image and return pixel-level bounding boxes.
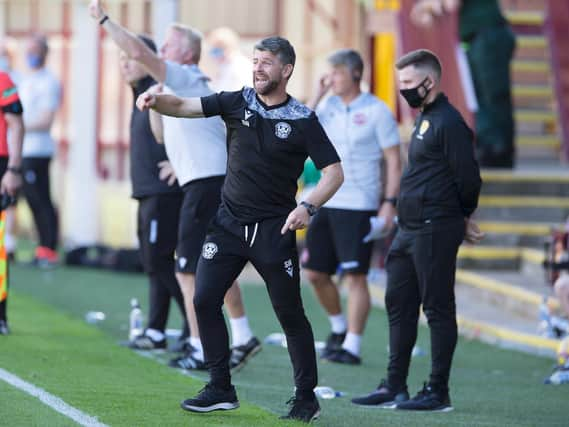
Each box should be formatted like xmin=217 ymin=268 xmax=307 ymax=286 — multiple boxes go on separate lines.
xmin=254 ymin=76 xmax=280 ymax=96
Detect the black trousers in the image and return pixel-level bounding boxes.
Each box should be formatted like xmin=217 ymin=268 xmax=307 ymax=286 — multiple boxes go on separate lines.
xmin=22 ymin=157 xmax=58 ymax=250
xmin=137 ymin=194 xmax=187 ymax=334
xmin=194 ymin=205 xmax=317 ymax=396
xmin=385 ymin=219 xmax=465 ymax=392
xmin=467 ymin=25 xmax=516 ymax=167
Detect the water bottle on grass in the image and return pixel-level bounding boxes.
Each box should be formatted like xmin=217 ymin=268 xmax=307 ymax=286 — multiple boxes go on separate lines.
xmin=129 ymin=298 xmax=143 ymax=341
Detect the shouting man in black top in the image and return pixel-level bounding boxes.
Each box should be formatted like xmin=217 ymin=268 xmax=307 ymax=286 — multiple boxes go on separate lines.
xmin=352 ymin=49 xmax=483 ymax=412
xmin=120 ymin=35 xmax=189 ymax=350
xmin=138 ymin=36 xmax=343 ymax=423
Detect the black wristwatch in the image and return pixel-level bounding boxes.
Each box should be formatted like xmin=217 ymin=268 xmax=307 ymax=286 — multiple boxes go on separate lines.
xmin=300 ymin=201 xmax=318 ymax=216
xmin=7 ymin=166 xmax=22 ymax=175
xmin=383 ymin=197 xmax=397 ymax=207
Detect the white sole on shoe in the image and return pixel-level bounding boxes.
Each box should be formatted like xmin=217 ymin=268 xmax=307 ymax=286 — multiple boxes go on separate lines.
xmin=396 ymin=405 xmax=454 ymax=412
xmin=181 ymin=401 xmax=240 ymax=413
xmin=351 ymin=401 xmax=398 ymax=409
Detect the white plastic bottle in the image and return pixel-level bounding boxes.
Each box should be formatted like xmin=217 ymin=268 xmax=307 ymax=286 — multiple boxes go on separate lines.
xmin=314 ymin=386 xmax=343 ymax=399
xmin=129 ymin=298 xmax=143 ymax=341
xmin=264 ymin=332 xmax=287 ymax=348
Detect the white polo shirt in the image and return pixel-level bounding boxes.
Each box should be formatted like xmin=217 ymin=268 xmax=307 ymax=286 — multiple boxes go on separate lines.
xmin=316 ymin=92 xmax=400 ymax=211
xmin=19 ymin=68 xmax=61 ymax=158
xmin=163 ymin=61 xmax=227 ymax=186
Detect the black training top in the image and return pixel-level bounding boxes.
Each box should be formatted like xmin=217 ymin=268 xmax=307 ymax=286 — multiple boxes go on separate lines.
xmin=201 ymin=87 xmax=340 ymax=224
xmin=130 ymin=76 xmax=180 ymax=199
xmin=398 ymin=93 xmax=482 ymax=230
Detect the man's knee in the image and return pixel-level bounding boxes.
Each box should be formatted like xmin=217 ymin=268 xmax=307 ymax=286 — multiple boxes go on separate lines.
xmin=423 ymin=305 xmax=456 ymax=326
xmin=273 ymin=303 xmax=308 ymax=332
xmin=305 ymin=269 xmax=331 ymax=288
xmin=193 ymin=286 xmax=219 ymax=316
xmin=345 ymin=273 xmax=368 ymax=291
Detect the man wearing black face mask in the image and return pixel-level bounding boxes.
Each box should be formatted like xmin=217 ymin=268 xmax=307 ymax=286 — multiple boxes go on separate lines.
xmin=352 ymin=49 xmax=483 ymax=412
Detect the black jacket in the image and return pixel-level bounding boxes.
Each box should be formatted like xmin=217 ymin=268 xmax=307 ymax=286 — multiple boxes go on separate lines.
xmin=398 ymin=93 xmax=482 ymax=230
xmin=130 ymin=76 xmax=181 ymax=199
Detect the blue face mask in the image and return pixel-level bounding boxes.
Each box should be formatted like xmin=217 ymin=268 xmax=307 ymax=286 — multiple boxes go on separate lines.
xmin=209 ymin=47 xmax=224 ymax=59
xmin=26 ymin=53 xmax=43 ymax=69
xmin=0 ymin=56 xmax=9 ymax=72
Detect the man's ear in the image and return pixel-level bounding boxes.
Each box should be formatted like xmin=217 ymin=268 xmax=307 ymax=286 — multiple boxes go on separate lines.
xmin=282 ymin=63 xmax=294 ymax=80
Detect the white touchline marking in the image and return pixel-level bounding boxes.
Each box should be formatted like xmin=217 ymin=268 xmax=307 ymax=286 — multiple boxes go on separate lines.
xmin=0 ymin=367 xmax=108 ymax=427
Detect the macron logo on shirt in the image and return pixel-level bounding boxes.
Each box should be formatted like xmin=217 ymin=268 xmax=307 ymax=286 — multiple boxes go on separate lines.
xmin=242 ymin=109 xmax=253 ymax=127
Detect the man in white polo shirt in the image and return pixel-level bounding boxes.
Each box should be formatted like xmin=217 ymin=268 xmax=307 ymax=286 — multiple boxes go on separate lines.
xmin=89 ymin=0 xmax=260 ymax=372
xmin=303 ymin=49 xmax=402 ymax=365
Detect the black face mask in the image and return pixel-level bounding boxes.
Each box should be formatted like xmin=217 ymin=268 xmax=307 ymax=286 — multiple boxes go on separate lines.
xmin=399 ymin=77 xmax=431 ymax=108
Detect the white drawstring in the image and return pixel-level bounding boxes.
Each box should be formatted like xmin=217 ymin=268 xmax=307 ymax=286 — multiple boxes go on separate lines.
xmin=249 ymin=223 xmax=259 ymax=247
xmin=245 ymin=225 xmax=248 ymax=241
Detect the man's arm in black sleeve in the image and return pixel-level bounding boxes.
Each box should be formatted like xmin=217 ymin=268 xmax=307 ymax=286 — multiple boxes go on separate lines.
xmin=304 ymin=114 xmax=341 ymax=170
xmin=201 ymin=93 xmax=223 ymax=118
xmin=1 ymin=99 xmax=23 ymax=115
xmin=201 ymin=90 xmax=243 ymax=119
xmin=443 ymin=118 xmax=482 ymax=217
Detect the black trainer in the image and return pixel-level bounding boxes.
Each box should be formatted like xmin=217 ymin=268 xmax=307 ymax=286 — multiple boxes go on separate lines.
xmin=0 ymin=320 xmax=9 ymax=335
xmin=322 ymin=348 xmax=361 ymax=365
xmin=396 ymin=383 xmax=453 ymax=412
xmin=320 ymin=331 xmax=346 ymax=358
xmin=128 ymin=332 xmax=167 ymax=350
xmin=351 ymin=379 xmax=409 ymax=408
xmin=170 ymin=338 xmax=195 ymax=354
xmin=169 ymin=352 xmax=206 ymax=370
xmin=280 ymin=395 xmax=321 ymax=423
xmin=181 ymin=383 xmax=239 ymax=413
xmin=230 ymin=336 xmax=262 ymax=373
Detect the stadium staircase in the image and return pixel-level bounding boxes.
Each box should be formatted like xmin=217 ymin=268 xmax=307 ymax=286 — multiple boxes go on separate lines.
xmin=368 ymin=0 xmax=569 ymax=358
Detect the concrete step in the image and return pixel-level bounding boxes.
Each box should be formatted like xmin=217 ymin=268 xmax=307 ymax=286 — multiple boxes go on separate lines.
xmin=475 ymin=221 xmax=556 ymax=248
xmin=515 ymin=109 xmax=558 ymax=136
xmin=476 ymin=196 xmax=569 ymax=222
xmin=455 ymin=269 xmax=559 ymax=319
xmin=516 ymin=135 xmax=561 ymax=162
xmin=514 ymin=84 xmax=552 ymax=99
xmin=368 ymin=267 xmax=560 ymax=357
xmin=513 ymin=84 xmax=553 ymax=109
xmin=512 ymin=60 xmax=551 ymax=85
xmin=480 ymin=171 xmax=569 ymax=196
xmin=515 ymin=35 xmax=548 ymax=61
xmin=517 ymin=134 xmax=560 ymax=150
xmin=505 ymin=10 xmax=545 ymax=27
xmin=515 ymin=108 xmax=556 ymax=123
xmin=501 ymin=0 xmax=548 ymax=13
xmin=457 ymin=245 xmax=543 ymax=269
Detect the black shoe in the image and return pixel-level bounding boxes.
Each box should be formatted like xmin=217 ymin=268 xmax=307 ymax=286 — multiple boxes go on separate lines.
xmin=396 ymin=383 xmax=453 ymax=412
xmin=181 ymin=383 xmax=239 ymax=413
xmin=280 ymin=395 xmax=321 ymax=423
xmin=0 ymin=320 xmax=9 ymax=335
xmin=322 ymin=348 xmax=361 ymax=365
xmin=169 ymin=352 xmax=207 ymax=370
xmin=128 ymin=332 xmax=167 ymax=350
xmin=351 ymin=379 xmax=409 ymax=407
xmin=320 ymin=331 xmax=346 ymax=358
xmin=230 ymin=337 xmax=262 ymax=373
xmin=170 ymin=338 xmax=195 ymax=353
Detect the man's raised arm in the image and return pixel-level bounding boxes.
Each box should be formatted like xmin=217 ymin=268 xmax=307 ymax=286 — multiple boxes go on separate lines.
xmin=88 ymin=0 xmax=166 ymax=82
xmin=136 ymin=92 xmax=205 ymax=119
